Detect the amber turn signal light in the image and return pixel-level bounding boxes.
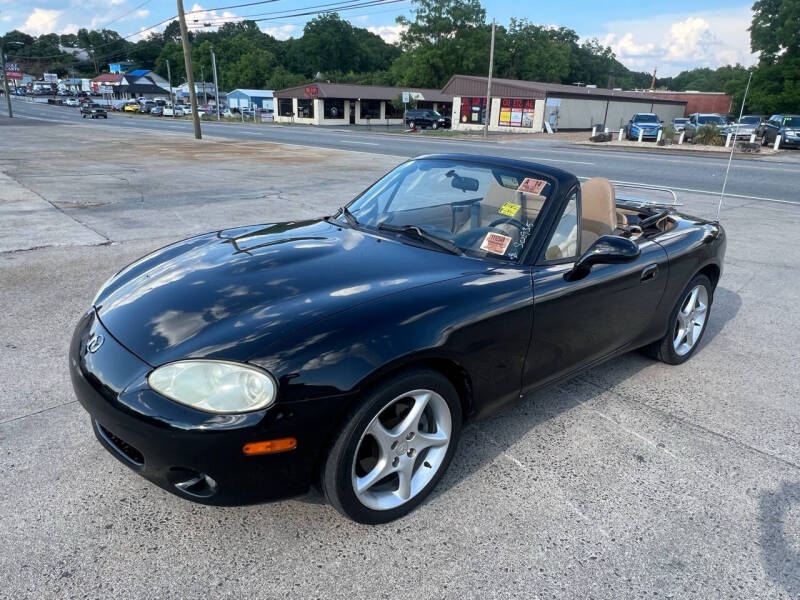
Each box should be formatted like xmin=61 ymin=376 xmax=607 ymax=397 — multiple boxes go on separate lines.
xmin=242 ymin=437 xmax=297 ymax=456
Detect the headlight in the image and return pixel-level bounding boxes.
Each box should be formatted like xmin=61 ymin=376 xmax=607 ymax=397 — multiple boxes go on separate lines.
xmin=148 ymin=360 xmax=277 ymax=414
xmin=785 ymin=130 xmax=796 ymax=136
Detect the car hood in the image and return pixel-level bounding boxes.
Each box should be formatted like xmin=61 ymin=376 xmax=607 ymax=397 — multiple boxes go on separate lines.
xmin=95 ymin=219 xmax=477 ymax=366
xmin=632 ymin=121 xmax=660 ymax=127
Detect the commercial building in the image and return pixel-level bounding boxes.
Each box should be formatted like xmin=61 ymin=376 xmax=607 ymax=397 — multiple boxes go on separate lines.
xmin=441 ymin=75 xmax=687 ymax=133
xmin=226 ymin=89 xmax=274 ymax=111
xmin=644 ymin=91 xmax=733 ymax=116
xmin=272 ymin=82 xmax=451 ymax=126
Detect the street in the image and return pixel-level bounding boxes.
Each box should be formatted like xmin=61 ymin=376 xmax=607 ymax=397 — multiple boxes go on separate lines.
xmin=1 ymin=107 xmax=799 ymax=599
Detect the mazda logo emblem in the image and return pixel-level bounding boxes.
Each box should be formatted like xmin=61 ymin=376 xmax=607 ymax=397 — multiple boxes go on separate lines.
xmin=86 ymin=334 xmax=105 ymax=353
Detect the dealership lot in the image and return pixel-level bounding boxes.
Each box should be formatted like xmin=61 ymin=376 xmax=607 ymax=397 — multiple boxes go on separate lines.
xmin=1 ymin=118 xmax=799 ymax=599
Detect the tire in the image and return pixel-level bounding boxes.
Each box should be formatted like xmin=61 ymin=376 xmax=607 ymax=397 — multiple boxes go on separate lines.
xmin=322 ymin=368 xmax=462 ymax=524
xmin=408 ymin=121 xmax=415 ymax=129
xmin=81 ymin=114 xmax=85 ymax=118
xmin=643 ymin=274 xmax=713 ymax=365
xmin=432 ymin=122 xmax=439 ymax=130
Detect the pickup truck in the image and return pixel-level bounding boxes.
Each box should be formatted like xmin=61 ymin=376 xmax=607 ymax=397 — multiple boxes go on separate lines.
xmin=81 ymin=103 xmax=108 ymax=119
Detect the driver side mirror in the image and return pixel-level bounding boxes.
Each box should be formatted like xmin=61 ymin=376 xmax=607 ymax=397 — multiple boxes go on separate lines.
xmin=565 ymin=235 xmax=640 ymax=281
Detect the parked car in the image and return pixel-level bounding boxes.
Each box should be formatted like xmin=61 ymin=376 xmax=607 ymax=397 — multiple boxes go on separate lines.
xmin=64 ymin=97 xmax=80 ymax=107
xmin=70 ymin=154 xmax=726 ymax=523
xmin=625 ymin=113 xmax=663 ymax=140
xmin=221 ymin=108 xmax=235 ymax=118
xmin=138 ymin=100 xmax=155 ymax=114
xmin=162 ymin=105 xmax=184 ymax=117
xmin=177 ymin=104 xmax=192 ymax=115
xmin=123 ymin=102 xmax=140 ymax=113
xmin=721 ymin=115 xmax=764 ymax=140
xmin=405 ymin=109 xmax=451 ymax=130
xmin=150 ymin=106 xmax=164 ymax=117
xmin=80 ymin=103 xmax=108 ymax=119
xmin=672 ymin=117 xmax=690 ymax=132
xmin=683 ymin=113 xmax=727 ymax=141
xmin=761 ymin=115 xmax=800 ymax=148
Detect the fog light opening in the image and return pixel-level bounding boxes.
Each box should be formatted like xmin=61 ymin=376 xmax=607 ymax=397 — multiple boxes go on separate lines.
xmin=171 ymin=469 xmax=218 ymax=498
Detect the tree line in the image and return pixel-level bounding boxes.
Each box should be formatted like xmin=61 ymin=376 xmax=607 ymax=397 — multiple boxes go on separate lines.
xmin=1 ymin=0 xmax=796 ymax=114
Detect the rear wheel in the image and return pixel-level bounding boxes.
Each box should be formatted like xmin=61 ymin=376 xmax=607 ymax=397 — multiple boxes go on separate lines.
xmin=408 ymin=120 xmax=415 ymax=129
xmin=432 ymin=122 xmax=439 ymax=130
xmin=322 ymin=369 xmax=462 ymax=524
xmin=644 ymin=274 xmax=713 ymax=365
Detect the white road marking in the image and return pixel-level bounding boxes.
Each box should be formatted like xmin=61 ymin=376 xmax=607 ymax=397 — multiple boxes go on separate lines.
xmin=522 ymin=155 xmax=594 ymax=165
xmin=339 ymin=140 xmax=379 ymax=146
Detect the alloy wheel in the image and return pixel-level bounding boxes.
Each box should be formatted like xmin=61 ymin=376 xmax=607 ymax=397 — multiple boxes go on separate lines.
xmin=673 ymin=284 xmax=708 ymax=356
xmin=351 ymin=389 xmax=451 ymax=511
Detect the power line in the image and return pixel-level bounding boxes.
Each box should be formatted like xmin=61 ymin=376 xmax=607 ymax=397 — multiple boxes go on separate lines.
xmin=188 ymin=0 xmax=406 ymax=26
xmin=188 ymin=0 xmax=393 ymax=21
xmin=102 ymin=0 xmax=156 ymax=28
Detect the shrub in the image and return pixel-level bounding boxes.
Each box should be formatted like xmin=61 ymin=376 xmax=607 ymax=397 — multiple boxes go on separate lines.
xmin=695 ymin=123 xmax=723 ymax=145
xmin=659 ymin=123 xmax=676 ymax=145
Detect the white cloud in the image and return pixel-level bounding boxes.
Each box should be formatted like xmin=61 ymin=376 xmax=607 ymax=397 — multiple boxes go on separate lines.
xmin=135 ymin=9 xmax=149 ymax=18
xmin=261 ymin=24 xmax=298 ymax=40
xmin=186 ymin=3 xmax=238 ymax=31
xmin=20 ymin=8 xmax=62 ymax=35
xmin=367 ymin=24 xmax=406 ymax=44
xmin=593 ymin=6 xmax=757 ymax=77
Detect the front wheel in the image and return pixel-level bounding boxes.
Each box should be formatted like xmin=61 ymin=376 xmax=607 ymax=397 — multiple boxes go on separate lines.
xmin=408 ymin=120 xmax=415 ymax=129
xmin=322 ymin=369 xmax=462 ymax=524
xmin=643 ymin=274 xmax=713 ymax=364
xmin=432 ymin=122 xmax=438 ymax=130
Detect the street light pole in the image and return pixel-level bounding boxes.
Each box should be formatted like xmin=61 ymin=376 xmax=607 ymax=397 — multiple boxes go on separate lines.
xmin=211 ymin=47 xmax=220 ymax=121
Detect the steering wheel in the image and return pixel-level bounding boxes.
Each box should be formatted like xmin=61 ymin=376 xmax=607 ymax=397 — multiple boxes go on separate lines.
xmin=488 ymin=217 xmax=526 ymax=232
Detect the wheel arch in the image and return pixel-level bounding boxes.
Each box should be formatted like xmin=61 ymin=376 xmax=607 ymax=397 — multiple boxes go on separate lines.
xmin=697 ymin=262 xmax=721 ymax=290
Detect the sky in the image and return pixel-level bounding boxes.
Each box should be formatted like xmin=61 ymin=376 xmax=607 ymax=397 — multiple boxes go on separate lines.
xmin=0 ymin=0 xmax=758 ymax=77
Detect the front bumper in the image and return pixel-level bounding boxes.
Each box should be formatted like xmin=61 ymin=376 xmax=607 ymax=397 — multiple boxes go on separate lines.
xmin=630 ymin=128 xmax=660 ymax=138
xmin=69 ymin=311 xmax=322 ymax=505
xmin=780 ymin=135 xmax=800 ymax=147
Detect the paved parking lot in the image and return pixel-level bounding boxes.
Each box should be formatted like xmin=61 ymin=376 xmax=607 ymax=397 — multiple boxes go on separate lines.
xmin=1 ymin=119 xmax=799 ymax=599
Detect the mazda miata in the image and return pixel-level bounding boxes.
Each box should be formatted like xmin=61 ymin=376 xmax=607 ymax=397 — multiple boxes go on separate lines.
xmin=70 ymin=154 xmax=726 ymax=523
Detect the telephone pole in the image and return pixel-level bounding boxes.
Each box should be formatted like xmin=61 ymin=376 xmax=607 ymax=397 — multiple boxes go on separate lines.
xmin=166 ymin=59 xmax=174 ymax=118
xmin=176 ymin=0 xmax=202 ymax=139
xmin=1 ymin=44 xmax=13 ymax=118
xmin=483 ymin=19 xmax=495 ymax=139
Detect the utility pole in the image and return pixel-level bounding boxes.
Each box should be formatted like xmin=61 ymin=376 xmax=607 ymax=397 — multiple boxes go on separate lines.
xmin=1 ymin=44 xmax=13 ymax=118
xmin=211 ymin=47 xmax=220 ymax=121
xmin=176 ymin=0 xmax=202 ymax=139
xmin=166 ymin=59 xmax=174 ymax=118
xmin=483 ymin=19 xmax=495 ymax=139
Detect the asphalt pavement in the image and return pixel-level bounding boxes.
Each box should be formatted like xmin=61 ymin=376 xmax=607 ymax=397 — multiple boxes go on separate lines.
xmin=1 ymin=109 xmax=799 ymax=600
xmin=8 ymin=97 xmax=800 ymax=205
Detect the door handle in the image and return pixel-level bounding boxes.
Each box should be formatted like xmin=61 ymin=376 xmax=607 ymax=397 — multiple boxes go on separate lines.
xmin=641 ymin=264 xmax=658 ymax=282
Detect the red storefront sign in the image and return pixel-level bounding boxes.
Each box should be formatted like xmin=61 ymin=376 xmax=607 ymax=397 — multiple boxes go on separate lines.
xmin=4 ymin=63 xmax=23 ymax=80
xmin=304 ymin=85 xmax=319 ymax=98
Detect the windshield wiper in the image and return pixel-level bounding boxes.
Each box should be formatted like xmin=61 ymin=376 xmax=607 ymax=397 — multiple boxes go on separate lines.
xmin=377 ymin=223 xmax=462 ymax=255
xmin=339 ymin=206 xmax=359 ymax=228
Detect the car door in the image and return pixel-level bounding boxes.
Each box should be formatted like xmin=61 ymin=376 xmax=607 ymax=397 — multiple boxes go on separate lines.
xmin=764 ymin=117 xmax=779 ymax=143
xmin=522 ymin=187 xmax=668 ymax=393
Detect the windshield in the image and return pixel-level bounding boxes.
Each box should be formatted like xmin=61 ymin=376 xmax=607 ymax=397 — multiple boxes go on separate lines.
xmin=633 ymin=114 xmax=658 ymax=123
xmin=782 ymin=116 xmax=800 ymax=128
xmin=697 ymin=115 xmax=727 ymax=125
xmin=674 ymin=118 xmax=689 ymax=124
xmin=739 ymin=116 xmax=760 ymax=125
xmin=345 ymin=159 xmax=553 ymax=261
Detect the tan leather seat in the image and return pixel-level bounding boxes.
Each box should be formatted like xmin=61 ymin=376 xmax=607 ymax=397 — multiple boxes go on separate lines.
xmin=580 ymin=177 xmax=616 ymax=253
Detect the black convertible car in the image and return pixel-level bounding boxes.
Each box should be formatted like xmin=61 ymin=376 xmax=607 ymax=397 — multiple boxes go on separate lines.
xmin=70 ymin=154 xmax=726 ymax=523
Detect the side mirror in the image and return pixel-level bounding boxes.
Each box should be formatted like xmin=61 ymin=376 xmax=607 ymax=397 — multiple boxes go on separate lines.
xmin=565 ymin=235 xmax=640 ymax=281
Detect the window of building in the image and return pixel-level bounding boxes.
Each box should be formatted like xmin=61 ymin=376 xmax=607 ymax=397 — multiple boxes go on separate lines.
xmin=323 ymin=98 xmax=344 ymax=119
xmin=385 ymin=101 xmax=404 ymax=119
xmin=278 ymin=98 xmax=293 ymax=117
xmin=459 ymin=97 xmax=487 ymax=125
xmin=360 ymin=99 xmax=381 ymax=119
xmin=297 ymin=98 xmax=314 ymax=118
xmin=498 ymin=98 xmax=536 ymax=128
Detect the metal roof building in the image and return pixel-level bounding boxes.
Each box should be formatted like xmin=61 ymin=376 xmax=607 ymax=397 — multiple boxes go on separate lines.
xmin=226 ymin=89 xmax=274 ymax=110
xmin=441 ymin=75 xmax=688 ymax=132
xmin=273 ymin=82 xmax=451 ymax=126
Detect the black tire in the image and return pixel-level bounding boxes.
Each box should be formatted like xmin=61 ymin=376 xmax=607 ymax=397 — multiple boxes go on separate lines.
xmin=643 ymin=274 xmax=713 ymax=365
xmin=81 ymin=114 xmax=86 ymax=118
xmin=432 ymin=122 xmax=439 ymax=130
xmin=322 ymin=368 xmax=462 ymax=524
xmin=408 ymin=120 xmax=415 ymax=129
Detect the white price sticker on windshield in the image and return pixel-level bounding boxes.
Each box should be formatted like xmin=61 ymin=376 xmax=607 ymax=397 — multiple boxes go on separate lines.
xmin=480 ymin=232 xmax=512 ymax=255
